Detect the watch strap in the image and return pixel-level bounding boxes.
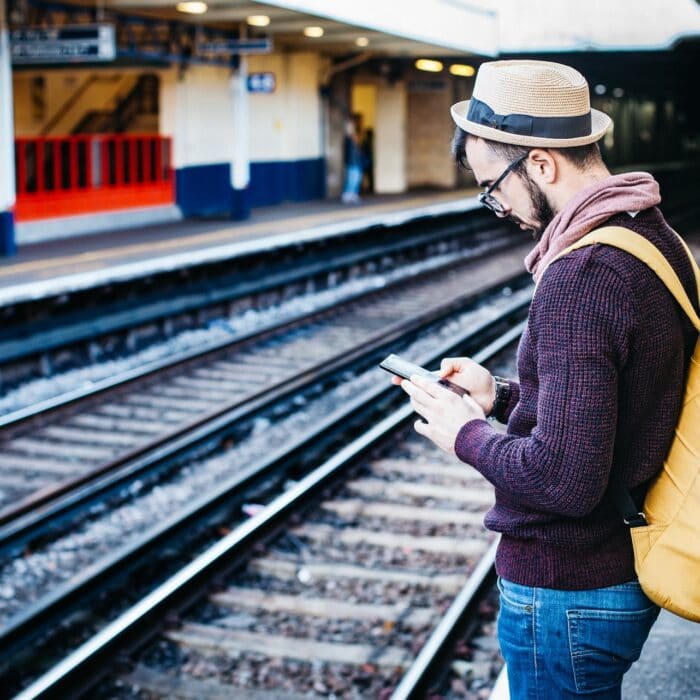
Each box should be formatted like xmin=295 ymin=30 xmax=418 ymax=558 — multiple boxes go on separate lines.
xmin=488 ymin=376 xmax=511 ymax=420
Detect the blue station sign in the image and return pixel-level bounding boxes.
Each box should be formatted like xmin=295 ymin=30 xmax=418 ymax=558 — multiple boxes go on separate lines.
xmin=247 ymin=72 xmax=276 ymax=94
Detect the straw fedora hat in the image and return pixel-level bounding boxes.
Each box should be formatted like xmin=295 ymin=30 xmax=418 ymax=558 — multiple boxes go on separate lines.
xmin=451 ymin=60 xmax=612 ymax=148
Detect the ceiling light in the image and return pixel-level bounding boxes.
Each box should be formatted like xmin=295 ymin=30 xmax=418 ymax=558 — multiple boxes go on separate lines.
xmin=449 ymin=63 xmax=475 ymax=77
xmin=356 ymin=37 xmax=369 ymax=47
xmin=247 ymin=15 xmax=270 ymax=27
xmin=303 ymin=26 xmax=324 ymax=38
xmin=176 ymin=1 xmax=207 ymax=14
xmin=415 ymin=59 xmax=443 ymax=73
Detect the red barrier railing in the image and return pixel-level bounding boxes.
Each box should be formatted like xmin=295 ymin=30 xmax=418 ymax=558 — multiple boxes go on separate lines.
xmin=14 ymin=134 xmax=174 ymax=221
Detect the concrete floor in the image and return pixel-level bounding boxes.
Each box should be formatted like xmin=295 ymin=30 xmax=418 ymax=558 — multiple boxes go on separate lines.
xmin=622 ymin=609 xmax=700 ymax=699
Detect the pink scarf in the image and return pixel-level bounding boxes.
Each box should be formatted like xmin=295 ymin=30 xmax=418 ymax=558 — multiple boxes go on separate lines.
xmin=524 ymin=172 xmax=661 ymax=282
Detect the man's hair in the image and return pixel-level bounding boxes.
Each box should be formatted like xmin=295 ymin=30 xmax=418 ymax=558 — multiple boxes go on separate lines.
xmin=451 ymin=126 xmax=602 ymax=173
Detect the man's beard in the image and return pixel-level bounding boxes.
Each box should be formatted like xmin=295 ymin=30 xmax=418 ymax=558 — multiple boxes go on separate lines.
xmin=508 ymin=174 xmax=555 ymax=242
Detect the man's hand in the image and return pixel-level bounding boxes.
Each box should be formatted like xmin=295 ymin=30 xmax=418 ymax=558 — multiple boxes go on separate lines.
xmin=399 ymin=374 xmax=486 ymax=455
xmin=439 ymin=356 xmax=496 ymax=416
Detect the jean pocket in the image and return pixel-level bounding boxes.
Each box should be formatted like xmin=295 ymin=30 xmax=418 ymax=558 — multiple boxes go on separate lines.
xmin=497 ymin=577 xmax=534 ymax=613
xmin=566 ymin=605 xmax=659 ymax=693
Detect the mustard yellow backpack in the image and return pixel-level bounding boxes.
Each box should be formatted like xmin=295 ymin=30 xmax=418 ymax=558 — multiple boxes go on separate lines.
xmin=555 ymin=225 xmax=700 ymax=622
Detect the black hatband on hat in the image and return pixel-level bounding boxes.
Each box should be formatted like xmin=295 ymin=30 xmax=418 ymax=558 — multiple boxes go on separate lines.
xmin=467 ymin=97 xmax=592 ymax=139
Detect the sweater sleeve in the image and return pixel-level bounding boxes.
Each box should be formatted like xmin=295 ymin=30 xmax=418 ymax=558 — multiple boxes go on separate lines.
xmin=454 ymin=252 xmax=635 ymax=517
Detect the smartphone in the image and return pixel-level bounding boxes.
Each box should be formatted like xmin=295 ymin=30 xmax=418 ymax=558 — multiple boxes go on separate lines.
xmin=380 ymin=353 xmax=469 ymax=397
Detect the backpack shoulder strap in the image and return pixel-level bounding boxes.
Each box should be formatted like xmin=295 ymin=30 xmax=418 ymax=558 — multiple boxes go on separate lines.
xmin=554 ymin=226 xmax=700 ymax=529
xmin=553 ymin=225 xmax=700 ymax=332
xmin=671 ymin=229 xmax=700 ymax=298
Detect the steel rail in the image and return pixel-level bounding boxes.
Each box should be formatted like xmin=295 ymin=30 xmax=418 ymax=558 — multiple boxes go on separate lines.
xmin=390 ymin=539 xmax=499 ymax=700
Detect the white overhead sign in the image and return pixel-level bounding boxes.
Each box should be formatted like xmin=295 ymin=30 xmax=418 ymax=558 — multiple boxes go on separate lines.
xmin=11 ymin=24 xmax=116 ymax=64
xmin=197 ymin=38 xmax=273 ymax=55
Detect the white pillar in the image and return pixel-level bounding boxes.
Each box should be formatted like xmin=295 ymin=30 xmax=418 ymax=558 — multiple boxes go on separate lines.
xmin=0 ymin=0 xmax=16 ymax=254
xmin=374 ymin=80 xmax=407 ymax=194
xmin=230 ymin=56 xmax=250 ymax=218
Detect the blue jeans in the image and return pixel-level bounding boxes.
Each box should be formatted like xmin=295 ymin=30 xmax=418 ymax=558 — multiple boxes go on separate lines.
xmin=497 ymin=577 xmax=659 ymax=699
xmin=342 ymin=164 xmax=363 ymax=196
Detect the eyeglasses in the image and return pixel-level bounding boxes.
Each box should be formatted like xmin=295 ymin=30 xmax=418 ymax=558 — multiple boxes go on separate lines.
xmin=478 ymin=152 xmax=529 ymax=215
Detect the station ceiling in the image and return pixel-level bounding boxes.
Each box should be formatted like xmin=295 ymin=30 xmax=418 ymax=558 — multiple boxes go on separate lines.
xmin=18 ymin=1 xmax=700 ymax=62
xmin=96 ymin=0 xmax=468 ymax=57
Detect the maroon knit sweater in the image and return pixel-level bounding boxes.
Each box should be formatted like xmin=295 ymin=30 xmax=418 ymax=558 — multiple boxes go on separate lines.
xmin=455 ymin=207 xmax=698 ymax=589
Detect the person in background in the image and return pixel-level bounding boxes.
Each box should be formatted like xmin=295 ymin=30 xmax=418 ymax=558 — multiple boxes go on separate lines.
xmin=394 ymin=59 xmax=697 ymax=698
xmin=341 ymin=114 xmax=364 ymax=204
xmin=361 ymin=127 xmax=374 ymax=194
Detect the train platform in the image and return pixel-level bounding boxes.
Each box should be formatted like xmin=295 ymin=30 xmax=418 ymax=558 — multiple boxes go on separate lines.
xmin=0 ymin=189 xmax=479 ymax=307
xmin=489 ymin=608 xmax=700 ymax=699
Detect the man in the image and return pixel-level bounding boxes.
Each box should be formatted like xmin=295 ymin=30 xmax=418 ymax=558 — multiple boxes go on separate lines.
xmin=395 ymin=60 xmax=698 ymax=698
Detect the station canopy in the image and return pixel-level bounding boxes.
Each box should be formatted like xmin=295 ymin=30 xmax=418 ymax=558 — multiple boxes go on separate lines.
xmin=97 ymin=0 xmax=700 ymax=56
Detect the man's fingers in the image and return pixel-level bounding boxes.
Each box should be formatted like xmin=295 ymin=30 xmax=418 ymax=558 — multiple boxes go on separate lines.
xmin=400 ymin=380 xmax=433 ymax=411
xmin=408 ymin=374 xmax=441 ymax=398
xmin=391 ymin=375 xmax=403 ymax=385
xmin=411 ymin=374 xmax=455 ymax=400
xmin=439 ymin=358 xmax=456 ymax=377
xmin=414 ymin=419 xmax=430 ymax=437
xmin=440 ymin=358 xmax=468 ymax=377
xmin=440 ymin=356 xmax=478 ymax=376
xmin=401 ymin=377 xmax=432 ymax=400
xmin=410 ymin=399 xmax=431 ymax=422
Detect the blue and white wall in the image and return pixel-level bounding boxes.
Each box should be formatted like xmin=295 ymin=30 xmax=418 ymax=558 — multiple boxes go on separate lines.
xmin=161 ymin=64 xmax=238 ymax=219
xmin=247 ymin=51 xmax=325 ymax=208
xmin=160 ymin=51 xmax=325 ymax=220
xmin=0 ymin=22 xmax=16 ymax=255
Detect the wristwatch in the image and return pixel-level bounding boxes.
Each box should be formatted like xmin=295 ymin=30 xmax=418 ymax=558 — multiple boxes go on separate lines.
xmin=488 ymin=376 xmax=511 ymax=420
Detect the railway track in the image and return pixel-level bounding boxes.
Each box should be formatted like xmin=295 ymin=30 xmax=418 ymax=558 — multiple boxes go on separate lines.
xmin=0 ymin=238 xmax=530 ymax=554
xmin=116 ymin=440 xmax=500 ymax=700
xmin=9 ymin=308 xmax=522 ymax=700
xmin=0 ymin=275 xmax=529 ymax=691
xmin=0 ymin=206 xmax=500 ymax=391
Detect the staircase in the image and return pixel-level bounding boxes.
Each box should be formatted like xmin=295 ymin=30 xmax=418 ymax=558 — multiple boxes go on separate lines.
xmin=73 ymin=74 xmax=159 ymax=134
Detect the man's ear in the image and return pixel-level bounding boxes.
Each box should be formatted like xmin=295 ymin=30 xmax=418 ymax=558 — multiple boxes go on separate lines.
xmin=527 ymin=148 xmax=557 ymax=184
